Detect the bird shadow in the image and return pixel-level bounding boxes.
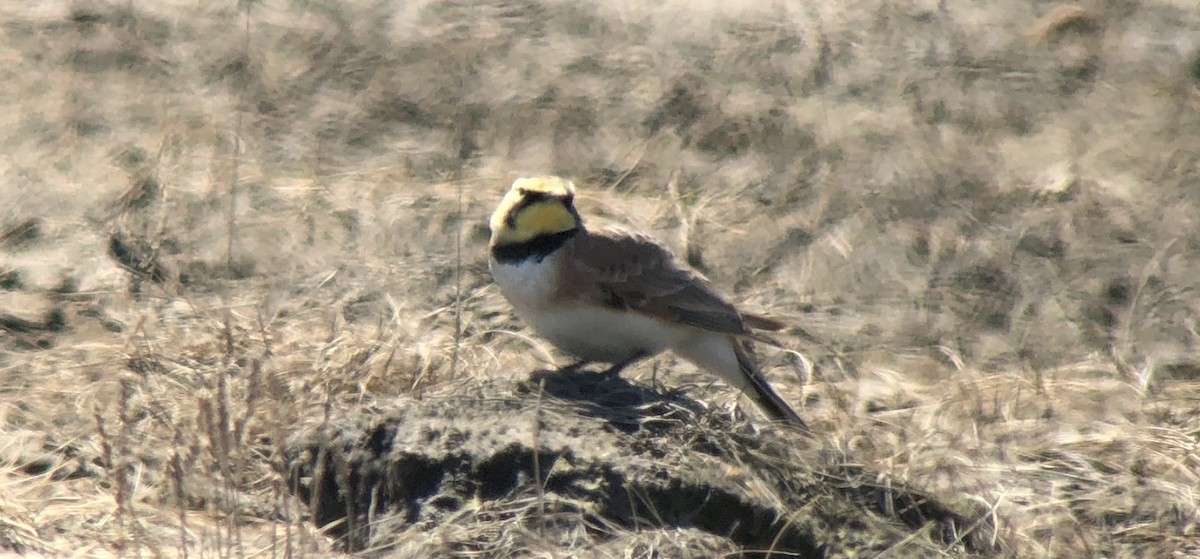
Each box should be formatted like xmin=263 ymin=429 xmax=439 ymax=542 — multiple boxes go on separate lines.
xmin=521 ymin=365 xmax=704 ymax=433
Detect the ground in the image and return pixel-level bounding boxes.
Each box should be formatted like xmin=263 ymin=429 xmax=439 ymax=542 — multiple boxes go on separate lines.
xmin=0 ymin=0 xmax=1198 ymax=557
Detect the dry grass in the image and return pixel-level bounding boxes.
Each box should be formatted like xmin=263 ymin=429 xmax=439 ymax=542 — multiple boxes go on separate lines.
xmin=0 ymin=0 xmax=1198 ymax=557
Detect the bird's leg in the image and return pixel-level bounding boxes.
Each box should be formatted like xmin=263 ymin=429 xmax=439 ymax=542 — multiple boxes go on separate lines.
xmin=599 ymin=351 xmax=650 ymax=379
xmin=559 ymin=359 xmax=593 ymax=372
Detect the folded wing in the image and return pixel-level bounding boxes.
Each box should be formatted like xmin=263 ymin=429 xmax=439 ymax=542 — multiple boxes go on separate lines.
xmin=567 ymin=227 xmax=779 ymax=336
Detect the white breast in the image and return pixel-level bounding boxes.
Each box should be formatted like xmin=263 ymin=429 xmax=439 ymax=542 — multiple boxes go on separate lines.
xmin=489 ymin=256 xmax=689 ymax=363
xmin=489 ymin=257 xmax=561 ymax=312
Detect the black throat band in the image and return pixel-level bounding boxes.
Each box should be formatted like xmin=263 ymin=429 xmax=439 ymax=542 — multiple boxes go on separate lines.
xmin=491 ymin=228 xmax=580 ymax=264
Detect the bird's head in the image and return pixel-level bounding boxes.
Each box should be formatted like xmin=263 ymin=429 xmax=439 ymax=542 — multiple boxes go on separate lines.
xmin=489 ymin=176 xmax=581 ymax=247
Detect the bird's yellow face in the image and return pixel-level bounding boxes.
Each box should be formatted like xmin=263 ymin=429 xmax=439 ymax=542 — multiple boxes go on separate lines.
xmin=489 ymin=176 xmax=580 ymax=246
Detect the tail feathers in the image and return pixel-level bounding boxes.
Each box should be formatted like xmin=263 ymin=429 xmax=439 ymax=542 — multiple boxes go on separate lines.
xmin=732 ymin=339 xmax=807 ymax=429
xmin=741 ymin=312 xmax=787 ymax=332
xmin=742 ymin=313 xmax=823 ymax=347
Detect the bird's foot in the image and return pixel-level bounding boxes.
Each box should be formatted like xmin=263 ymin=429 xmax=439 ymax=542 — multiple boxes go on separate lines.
xmin=598 ymin=352 xmax=649 ymax=379
xmin=554 ymin=360 xmax=597 ymax=376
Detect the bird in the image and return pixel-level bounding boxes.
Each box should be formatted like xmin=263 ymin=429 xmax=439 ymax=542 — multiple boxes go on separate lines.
xmin=488 ymin=176 xmax=806 ymax=428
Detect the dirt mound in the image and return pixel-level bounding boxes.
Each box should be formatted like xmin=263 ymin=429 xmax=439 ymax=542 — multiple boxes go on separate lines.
xmin=285 ymin=369 xmax=992 ymax=558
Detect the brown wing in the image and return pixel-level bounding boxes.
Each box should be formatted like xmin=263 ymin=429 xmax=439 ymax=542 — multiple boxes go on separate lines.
xmin=565 ymin=227 xmax=763 ymax=335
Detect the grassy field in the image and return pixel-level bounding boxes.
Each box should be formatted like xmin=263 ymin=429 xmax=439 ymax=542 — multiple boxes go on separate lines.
xmin=1 ymin=0 xmax=1198 ymax=557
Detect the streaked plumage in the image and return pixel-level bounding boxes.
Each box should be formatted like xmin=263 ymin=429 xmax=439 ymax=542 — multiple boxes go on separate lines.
xmin=488 ymin=176 xmax=806 ymax=428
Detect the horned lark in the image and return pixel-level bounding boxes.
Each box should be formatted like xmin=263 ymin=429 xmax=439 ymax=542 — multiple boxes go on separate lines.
xmin=488 ymin=176 xmax=806 ymax=428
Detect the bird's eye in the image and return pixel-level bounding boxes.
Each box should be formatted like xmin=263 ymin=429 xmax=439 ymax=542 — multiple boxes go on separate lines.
xmin=516 ymin=187 xmax=528 ymax=196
